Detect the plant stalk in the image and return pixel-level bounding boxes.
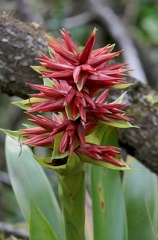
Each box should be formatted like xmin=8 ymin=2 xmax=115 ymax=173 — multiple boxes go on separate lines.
xmin=57 ymin=160 xmax=86 ymax=240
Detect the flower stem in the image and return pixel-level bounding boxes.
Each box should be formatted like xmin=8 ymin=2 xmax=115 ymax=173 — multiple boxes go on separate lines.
xmin=57 ymin=160 xmax=86 ymax=240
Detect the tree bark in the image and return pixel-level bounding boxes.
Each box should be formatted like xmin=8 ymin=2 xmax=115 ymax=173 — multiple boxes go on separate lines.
xmin=0 ymin=14 xmax=47 ymax=99
xmin=109 ymin=80 xmax=158 ymax=175
xmin=0 ymin=14 xmax=158 ymax=175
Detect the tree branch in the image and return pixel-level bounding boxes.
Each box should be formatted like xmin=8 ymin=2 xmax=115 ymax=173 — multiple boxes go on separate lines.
xmin=109 ymin=79 xmax=158 ymax=175
xmin=0 ymin=14 xmax=47 ymax=99
xmin=88 ymin=0 xmax=147 ymax=84
xmin=0 ymin=221 xmax=29 ymax=239
xmin=62 ymin=12 xmax=93 ymax=29
xmin=0 ymin=15 xmax=158 ymax=175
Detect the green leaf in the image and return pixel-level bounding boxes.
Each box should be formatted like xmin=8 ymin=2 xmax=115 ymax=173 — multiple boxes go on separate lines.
xmin=123 ymin=156 xmax=158 ymax=240
xmin=31 ymin=65 xmax=46 ymax=73
xmin=45 ymin=34 xmax=55 ymax=43
xmin=91 ymin=166 xmax=128 ymax=240
xmin=65 ymin=102 xmax=79 ymax=120
xmin=86 ymin=124 xmax=108 ymax=145
xmin=85 ymin=125 xmax=130 ymax=170
xmin=43 ymin=78 xmax=55 ymax=87
xmin=0 ymin=129 xmax=22 ymax=142
xmin=5 ymin=136 xmax=63 ymax=240
xmin=78 ymin=152 xmax=129 ymax=170
xmin=22 ymin=123 xmax=35 ymax=129
xmin=100 ymin=119 xmax=138 ymax=128
xmin=110 ymin=83 xmax=133 ymax=89
xmin=52 ymin=133 xmax=69 ymax=160
xmin=112 ymin=91 xmax=127 ymax=104
xmin=30 ymin=201 xmax=58 ymax=240
xmin=33 ymin=155 xmax=66 ymax=173
xmin=48 ymin=47 xmax=56 ymax=60
xmin=13 ymin=98 xmax=43 ymax=110
xmin=90 ymin=127 xmax=128 ymax=240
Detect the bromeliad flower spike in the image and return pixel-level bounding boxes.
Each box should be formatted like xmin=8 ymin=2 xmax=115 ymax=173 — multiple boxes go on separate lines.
xmin=15 ymin=28 xmax=133 ymax=169
xmin=6 ymin=28 xmax=134 ymax=240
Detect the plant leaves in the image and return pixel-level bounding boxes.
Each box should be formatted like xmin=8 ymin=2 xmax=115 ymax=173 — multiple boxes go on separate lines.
xmin=31 ymin=65 xmax=47 ymax=74
xmin=78 ymin=152 xmax=129 ymax=170
xmin=85 ymin=125 xmax=130 ymax=170
xmin=90 ymin=127 xmax=128 ymax=240
xmin=13 ymin=98 xmax=43 ymax=110
xmin=33 ymin=155 xmax=66 ymax=173
xmin=123 ymin=156 xmax=158 ymax=240
xmin=52 ymin=133 xmax=69 ymax=159
xmin=43 ymin=78 xmax=55 ymax=87
xmin=110 ymin=83 xmax=133 ymax=89
xmin=30 ymin=201 xmax=58 ymax=240
xmin=0 ymin=129 xmax=22 ymax=142
xmin=100 ymin=119 xmax=138 ymax=128
xmin=5 ymin=136 xmax=63 ymax=240
xmin=112 ymin=91 xmax=127 ymax=104
xmin=86 ymin=124 xmax=108 ymax=145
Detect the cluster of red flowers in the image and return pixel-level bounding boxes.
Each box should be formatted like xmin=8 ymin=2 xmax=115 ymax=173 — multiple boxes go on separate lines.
xmin=21 ymin=28 xmax=130 ymax=167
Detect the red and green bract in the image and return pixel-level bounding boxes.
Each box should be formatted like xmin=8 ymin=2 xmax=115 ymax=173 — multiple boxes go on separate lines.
xmin=20 ymin=28 xmax=131 ymax=168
